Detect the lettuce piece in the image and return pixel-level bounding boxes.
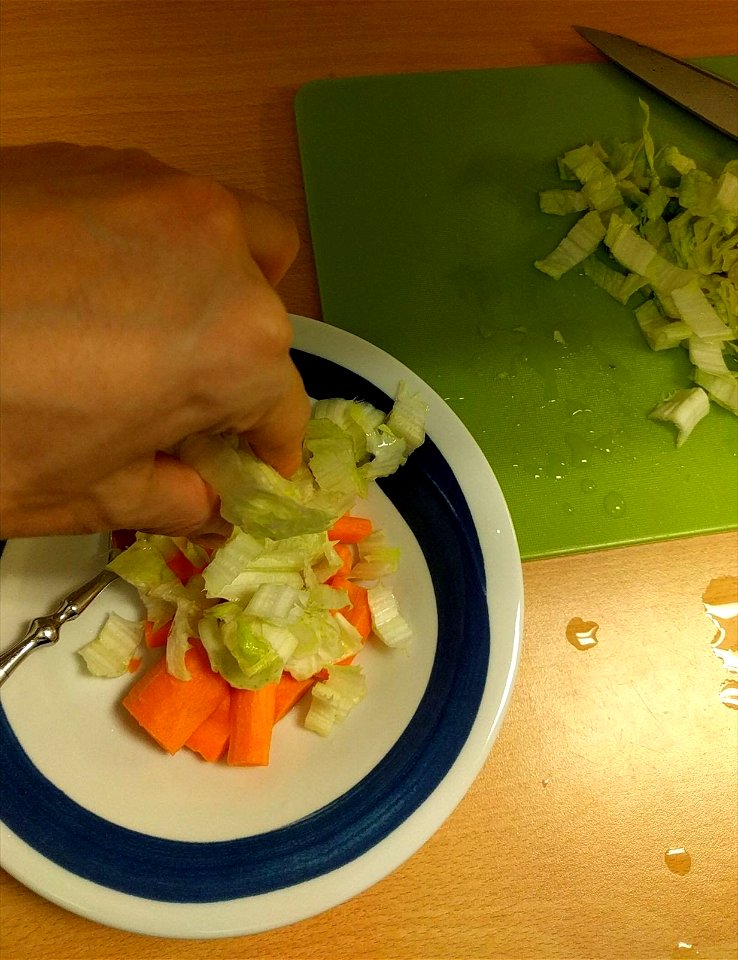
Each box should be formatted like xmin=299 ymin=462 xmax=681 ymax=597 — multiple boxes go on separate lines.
xmin=694 ymin=368 xmax=738 ymax=415
xmin=198 ymin=616 xmax=283 ymax=690
xmin=559 ymin=143 xmax=623 ymax=211
xmin=221 ymin=616 xmax=285 ymax=689
xmin=605 ymin=213 xmax=696 ymax=294
xmin=107 ymin=536 xmax=179 ymax=594
xmin=78 ymin=612 xmax=143 ymax=678
xmin=311 ymin=398 xmax=371 ymax=462
xmin=304 ymin=663 xmax=367 ymax=736
xmin=179 ymin=434 xmax=349 ymax=541
xmin=539 ymin=189 xmax=589 ymax=215
xmin=351 ymin=531 xmax=401 ymax=581
xmin=305 ymin=417 xmax=366 ymax=498
xmin=284 ymin=608 xmax=362 ymax=681
xmin=663 ymin=145 xmax=696 ymax=176
xmin=361 ymin=424 xmax=408 ymax=480
xmin=672 ymin=279 xmax=734 ymax=340
xmin=635 ymin=300 xmax=690 ymax=351
xmin=367 ymin=583 xmax=413 ymax=648
xmin=165 ymin=596 xmax=200 ymax=681
xmin=534 ymin=210 xmax=606 ymax=279
xmin=582 ymin=255 xmax=648 ymax=304
xmin=203 ymin=529 xmax=329 ymax=601
xmin=385 ymin=381 xmax=428 ymax=454
xmin=244 ymin=583 xmax=303 ymax=623
xmin=689 ymin=337 xmax=731 ymax=377
xmin=649 ymin=387 xmax=710 ymax=447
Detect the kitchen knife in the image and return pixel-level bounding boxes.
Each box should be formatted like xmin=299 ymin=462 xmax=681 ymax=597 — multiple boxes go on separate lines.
xmin=574 ymin=26 xmax=738 ymax=140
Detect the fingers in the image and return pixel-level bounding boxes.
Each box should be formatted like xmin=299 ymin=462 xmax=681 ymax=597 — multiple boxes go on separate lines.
xmin=229 ymin=188 xmax=300 ymax=286
xmin=95 ymin=454 xmax=231 ymax=539
xmin=243 ymin=359 xmax=311 ymax=477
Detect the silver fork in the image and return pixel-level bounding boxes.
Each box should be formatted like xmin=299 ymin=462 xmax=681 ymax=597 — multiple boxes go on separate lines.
xmin=0 ymin=534 xmax=119 ymax=687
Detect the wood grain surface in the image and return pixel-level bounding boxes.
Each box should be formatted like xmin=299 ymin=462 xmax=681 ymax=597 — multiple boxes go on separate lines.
xmin=1 ymin=3 xmax=737 ymax=959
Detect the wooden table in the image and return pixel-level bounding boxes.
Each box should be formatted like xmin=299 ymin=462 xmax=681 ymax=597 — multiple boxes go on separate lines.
xmin=1 ymin=3 xmax=736 ymax=958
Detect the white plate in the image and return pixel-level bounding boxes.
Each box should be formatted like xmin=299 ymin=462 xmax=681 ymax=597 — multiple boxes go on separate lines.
xmin=0 ymin=315 xmax=523 ymax=938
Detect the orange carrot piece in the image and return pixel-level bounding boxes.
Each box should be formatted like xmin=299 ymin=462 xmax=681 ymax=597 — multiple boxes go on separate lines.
xmin=127 ymin=656 xmax=142 ymax=674
xmin=331 ymin=577 xmax=372 ymax=640
xmin=166 ymin=549 xmax=204 ymax=585
xmin=333 ymin=542 xmax=354 ymax=577
xmin=144 ymin=619 xmax=172 ymax=649
xmin=327 ymin=514 xmax=373 ymax=543
xmin=274 ymin=672 xmax=317 ymax=723
xmin=122 ymin=641 xmax=229 ymax=755
xmin=227 ymin=684 xmax=278 ymax=766
xmin=186 ymin=690 xmax=232 ymax=762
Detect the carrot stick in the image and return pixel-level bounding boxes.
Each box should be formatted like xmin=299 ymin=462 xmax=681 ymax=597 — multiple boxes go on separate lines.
xmin=274 ymin=672 xmax=317 ymax=723
xmin=327 ymin=514 xmax=373 ymax=543
xmin=331 ymin=576 xmax=372 ymax=640
xmin=144 ymin=619 xmax=172 ymax=649
xmin=122 ymin=641 xmax=229 ymax=755
xmin=333 ymin=542 xmax=354 ymax=577
xmin=227 ymin=684 xmax=278 ymax=766
xmin=186 ymin=690 xmax=232 ymax=762
xmin=166 ymin=549 xmax=204 ymax=585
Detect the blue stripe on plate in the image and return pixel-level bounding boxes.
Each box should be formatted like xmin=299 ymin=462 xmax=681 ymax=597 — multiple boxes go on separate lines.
xmin=0 ymin=351 xmax=489 ymax=902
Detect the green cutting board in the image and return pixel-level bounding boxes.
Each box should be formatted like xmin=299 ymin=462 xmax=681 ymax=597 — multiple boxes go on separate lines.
xmin=295 ymin=58 xmax=738 ymax=560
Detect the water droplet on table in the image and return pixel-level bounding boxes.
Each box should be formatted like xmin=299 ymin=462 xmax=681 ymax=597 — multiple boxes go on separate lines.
xmin=566 ymin=617 xmax=599 ymax=650
xmin=671 ymin=942 xmax=699 ymax=958
xmin=719 ymin=679 xmax=738 ymax=710
xmin=664 ymin=847 xmax=692 ymax=875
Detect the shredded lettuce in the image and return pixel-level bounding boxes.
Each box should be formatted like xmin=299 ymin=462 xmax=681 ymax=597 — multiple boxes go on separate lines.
xmin=367 ymin=583 xmax=413 ymax=648
xmin=304 ymin=664 xmax=367 ymax=736
xmin=350 ymin=530 xmax=401 ymax=580
xmin=86 ymin=383 xmax=423 ymax=730
xmin=534 ymin=210 xmax=606 ymax=280
xmin=649 ymin=387 xmax=711 ymax=447
xmin=78 ymin=613 xmax=143 ymax=677
xmin=535 ymin=99 xmax=738 ymax=444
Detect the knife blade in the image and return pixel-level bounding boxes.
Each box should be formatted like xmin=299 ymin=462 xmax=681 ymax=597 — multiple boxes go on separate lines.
xmin=574 ymin=26 xmax=738 ymax=140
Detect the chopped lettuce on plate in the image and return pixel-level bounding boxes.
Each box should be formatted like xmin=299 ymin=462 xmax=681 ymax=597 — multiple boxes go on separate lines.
xmin=83 ymin=381 xmax=428 ymax=739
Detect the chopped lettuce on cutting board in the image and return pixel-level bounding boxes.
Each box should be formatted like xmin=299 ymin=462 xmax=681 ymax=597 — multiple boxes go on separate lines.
xmin=535 ymin=101 xmax=737 ymax=447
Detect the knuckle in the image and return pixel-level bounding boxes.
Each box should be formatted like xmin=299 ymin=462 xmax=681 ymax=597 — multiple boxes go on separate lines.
xmin=240 ymin=284 xmax=293 ymax=356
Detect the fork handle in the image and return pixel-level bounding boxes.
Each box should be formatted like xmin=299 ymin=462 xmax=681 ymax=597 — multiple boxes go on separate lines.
xmin=0 ymin=568 xmax=118 ymax=686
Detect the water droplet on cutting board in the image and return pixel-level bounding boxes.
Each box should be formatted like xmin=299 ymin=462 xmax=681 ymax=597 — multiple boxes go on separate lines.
xmin=477 ymin=323 xmax=494 ymax=340
xmin=581 ymin=479 xmax=597 ymax=493
xmin=564 ymin=431 xmax=593 ymax=466
xmin=566 ymin=617 xmax=599 ymax=650
xmin=603 ymin=491 xmax=626 ymax=517
xmin=664 ymin=847 xmax=692 ymax=875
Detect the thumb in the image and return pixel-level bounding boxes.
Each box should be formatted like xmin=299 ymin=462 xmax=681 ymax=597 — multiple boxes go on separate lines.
xmin=98 ymin=452 xmax=230 ymax=538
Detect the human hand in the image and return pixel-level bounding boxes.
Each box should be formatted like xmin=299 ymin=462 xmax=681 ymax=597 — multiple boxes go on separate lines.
xmin=0 ymin=143 xmax=310 ymax=540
